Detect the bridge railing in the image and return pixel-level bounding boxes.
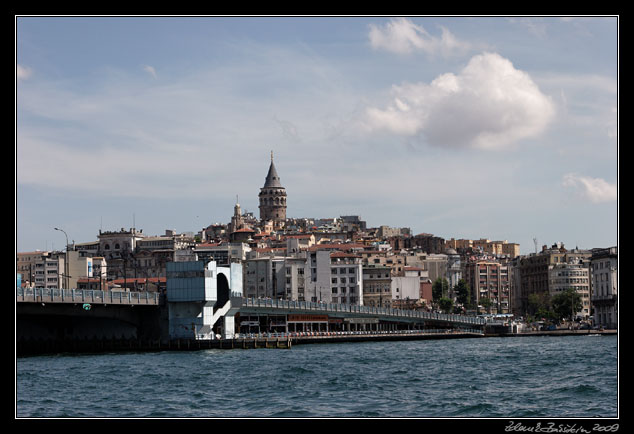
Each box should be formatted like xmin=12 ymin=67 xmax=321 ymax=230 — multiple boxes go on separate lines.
xmin=242 ymin=297 xmax=485 ymax=325
xmin=17 ymin=287 xmax=159 ymax=305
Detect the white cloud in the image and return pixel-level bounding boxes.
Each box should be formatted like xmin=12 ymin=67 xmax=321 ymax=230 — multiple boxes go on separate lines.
xmin=368 ymin=18 xmax=470 ymax=57
xmin=17 ymin=64 xmax=32 ymax=80
xmin=562 ymin=173 xmax=617 ymax=203
xmin=364 ymin=52 xmax=555 ymax=150
xmin=143 ymin=65 xmax=157 ymax=79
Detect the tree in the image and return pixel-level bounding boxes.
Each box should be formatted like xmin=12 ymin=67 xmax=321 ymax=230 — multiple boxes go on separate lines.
xmin=551 ymin=288 xmax=583 ymax=321
xmin=527 ymin=292 xmax=551 ymax=318
xmin=432 ymin=277 xmax=449 ymax=302
xmin=479 ymin=296 xmax=493 ymax=314
xmin=454 ymin=279 xmax=471 ymax=308
xmin=438 ymin=297 xmax=453 ymax=314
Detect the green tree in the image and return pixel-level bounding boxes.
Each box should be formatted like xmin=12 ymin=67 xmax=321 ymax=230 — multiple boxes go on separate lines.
xmin=479 ymin=296 xmax=493 ymax=314
xmin=438 ymin=297 xmax=453 ymax=314
xmin=527 ymin=292 xmax=551 ymax=317
xmin=454 ymin=279 xmax=471 ymax=308
xmin=432 ymin=277 xmax=449 ymax=301
xmin=551 ymin=288 xmax=583 ymax=321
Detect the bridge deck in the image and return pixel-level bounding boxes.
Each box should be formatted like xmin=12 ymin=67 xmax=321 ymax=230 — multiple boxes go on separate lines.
xmin=17 ymin=289 xmax=487 ymax=327
xmin=240 ymin=297 xmax=486 ymax=326
xmin=17 ymin=288 xmax=159 ymax=305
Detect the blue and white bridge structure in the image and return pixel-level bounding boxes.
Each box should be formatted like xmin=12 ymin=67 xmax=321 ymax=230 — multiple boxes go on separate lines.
xmin=166 ymin=260 xmax=243 ymax=340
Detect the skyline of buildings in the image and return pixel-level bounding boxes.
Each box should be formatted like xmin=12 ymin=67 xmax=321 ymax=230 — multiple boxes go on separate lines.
xmin=17 ymin=154 xmax=617 ymax=329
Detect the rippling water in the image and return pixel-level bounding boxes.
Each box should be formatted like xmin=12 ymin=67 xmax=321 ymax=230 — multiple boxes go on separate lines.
xmin=16 ymin=335 xmax=618 ymax=418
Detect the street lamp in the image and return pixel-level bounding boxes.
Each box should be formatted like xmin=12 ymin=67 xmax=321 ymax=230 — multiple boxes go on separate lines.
xmin=54 ymin=227 xmax=69 ymax=290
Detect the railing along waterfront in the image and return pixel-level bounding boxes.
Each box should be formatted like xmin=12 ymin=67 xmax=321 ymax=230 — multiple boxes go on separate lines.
xmin=16 ymin=287 xmax=159 ymax=305
xmin=239 ymin=328 xmax=484 ymax=339
xmin=242 ymin=297 xmax=485 ymax=326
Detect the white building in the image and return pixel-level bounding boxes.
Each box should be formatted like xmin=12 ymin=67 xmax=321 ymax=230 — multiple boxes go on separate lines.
xmin=328 ymin=251 xmax=363 ymax=305
xmin=243 ymin=249 xmax=364 ymax=305
xmin=549 ymin=262 xmax=591 ymax=319
xmin=591 ymin=247 xmax=618 ymax=329
xmin=391 ymin=275 xmax=420 ymax=301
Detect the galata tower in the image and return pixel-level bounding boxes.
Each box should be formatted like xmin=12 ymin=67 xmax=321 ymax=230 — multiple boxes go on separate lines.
xmin=258 ymin=151 xmax=287 ymax=229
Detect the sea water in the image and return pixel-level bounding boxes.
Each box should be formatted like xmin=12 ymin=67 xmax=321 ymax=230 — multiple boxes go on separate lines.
xmin=16 ymin=335 xmax=618 ymax=418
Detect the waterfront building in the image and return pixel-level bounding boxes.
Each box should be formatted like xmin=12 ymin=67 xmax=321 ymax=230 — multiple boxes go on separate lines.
xmin=32 ymin=251 xmax=65 ymax=289
xmin=464 ymin=259 xmax=511 ymax=314
xmin=66 ymin=250 xmax=96 ymax=290
xmin=243 ymin=245 xmax=364 ymax=305
xmin=16 ymin=251 xmax=50 ymax=287
xmin=258 ymin=151 xmax=287 ymax=230
xmin=329 ymin=251 xmax=363 ymax=305
xmin=362 ymin=265 xmax=392 ymax=307
xmin=548 ymin=260 xmax=591 ymax=319
xmin=590 ymin=246 xmax=618 ymax=329
xmin=244 ymin=256 xmax=285 ymax=299
xmin=513 ymin=243 xmax=592 ymax=319
xmin=391 ymin=275 xmax=420 ymax=304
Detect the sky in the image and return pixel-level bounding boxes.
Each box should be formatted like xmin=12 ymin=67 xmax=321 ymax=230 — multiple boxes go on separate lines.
xmin=16 ymin=16 xmax=618 ymax=255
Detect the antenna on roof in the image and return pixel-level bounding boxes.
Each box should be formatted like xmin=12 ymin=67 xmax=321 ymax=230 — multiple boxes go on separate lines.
xmin=533 ymin=237 xmax=538 ymax=254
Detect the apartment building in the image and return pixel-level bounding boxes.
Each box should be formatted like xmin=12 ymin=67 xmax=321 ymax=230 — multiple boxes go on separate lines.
xmin=464 ymin=259 xmax=511 ymax=314
xmin=17 ymin=251 xmax=50 ymax=287
xmin=513 ymin=243 xmax=592 ymax=318
xmin=329 ymin=252 xmax=363 ymax=305
xmin=31 ymin=252 xmax=65 ymax=289
xmin=549 ymin=262 xmax=591 ymax=319
xmin=362 ymin=265 xmax=392 ymax=308
xmin=445 ymin=238 xmax=520 ymax=258
xmin=590 ymin=247 xmax=618 ymax=329
xmin=243 ymin=248 xmax=364 ymax=305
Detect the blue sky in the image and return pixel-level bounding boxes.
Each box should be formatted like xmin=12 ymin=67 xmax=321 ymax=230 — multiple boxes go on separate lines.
xmin=16 ymin=16 xmax=618 ymax=254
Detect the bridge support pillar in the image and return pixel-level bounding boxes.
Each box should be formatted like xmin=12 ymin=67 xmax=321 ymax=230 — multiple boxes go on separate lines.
xmin=223 ymin=314 xmax=235 ymax=339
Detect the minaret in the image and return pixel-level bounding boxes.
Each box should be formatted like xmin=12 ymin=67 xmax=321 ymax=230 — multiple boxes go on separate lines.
xmin=258 ymin=151 xmax=287 ymax=229
xmin=230 ymin=195 xmax=244 ymax=233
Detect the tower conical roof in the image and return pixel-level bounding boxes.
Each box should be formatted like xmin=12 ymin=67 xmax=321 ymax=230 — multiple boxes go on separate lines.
xmin=263 ymin=152 xmax=283 ymax=188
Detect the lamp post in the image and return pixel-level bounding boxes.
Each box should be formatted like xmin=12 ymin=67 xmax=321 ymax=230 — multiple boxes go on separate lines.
xmin=54 ymin=227 xmax=69 ymax=290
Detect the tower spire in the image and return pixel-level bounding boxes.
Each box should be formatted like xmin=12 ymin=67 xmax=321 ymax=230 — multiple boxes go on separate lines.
xmin=271 ymin=150 xmax=274 ymax=162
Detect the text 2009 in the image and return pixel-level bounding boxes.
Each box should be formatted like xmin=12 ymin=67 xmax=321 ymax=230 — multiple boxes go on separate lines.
xmin=592 ymin=425 xmax=619 ymax=433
